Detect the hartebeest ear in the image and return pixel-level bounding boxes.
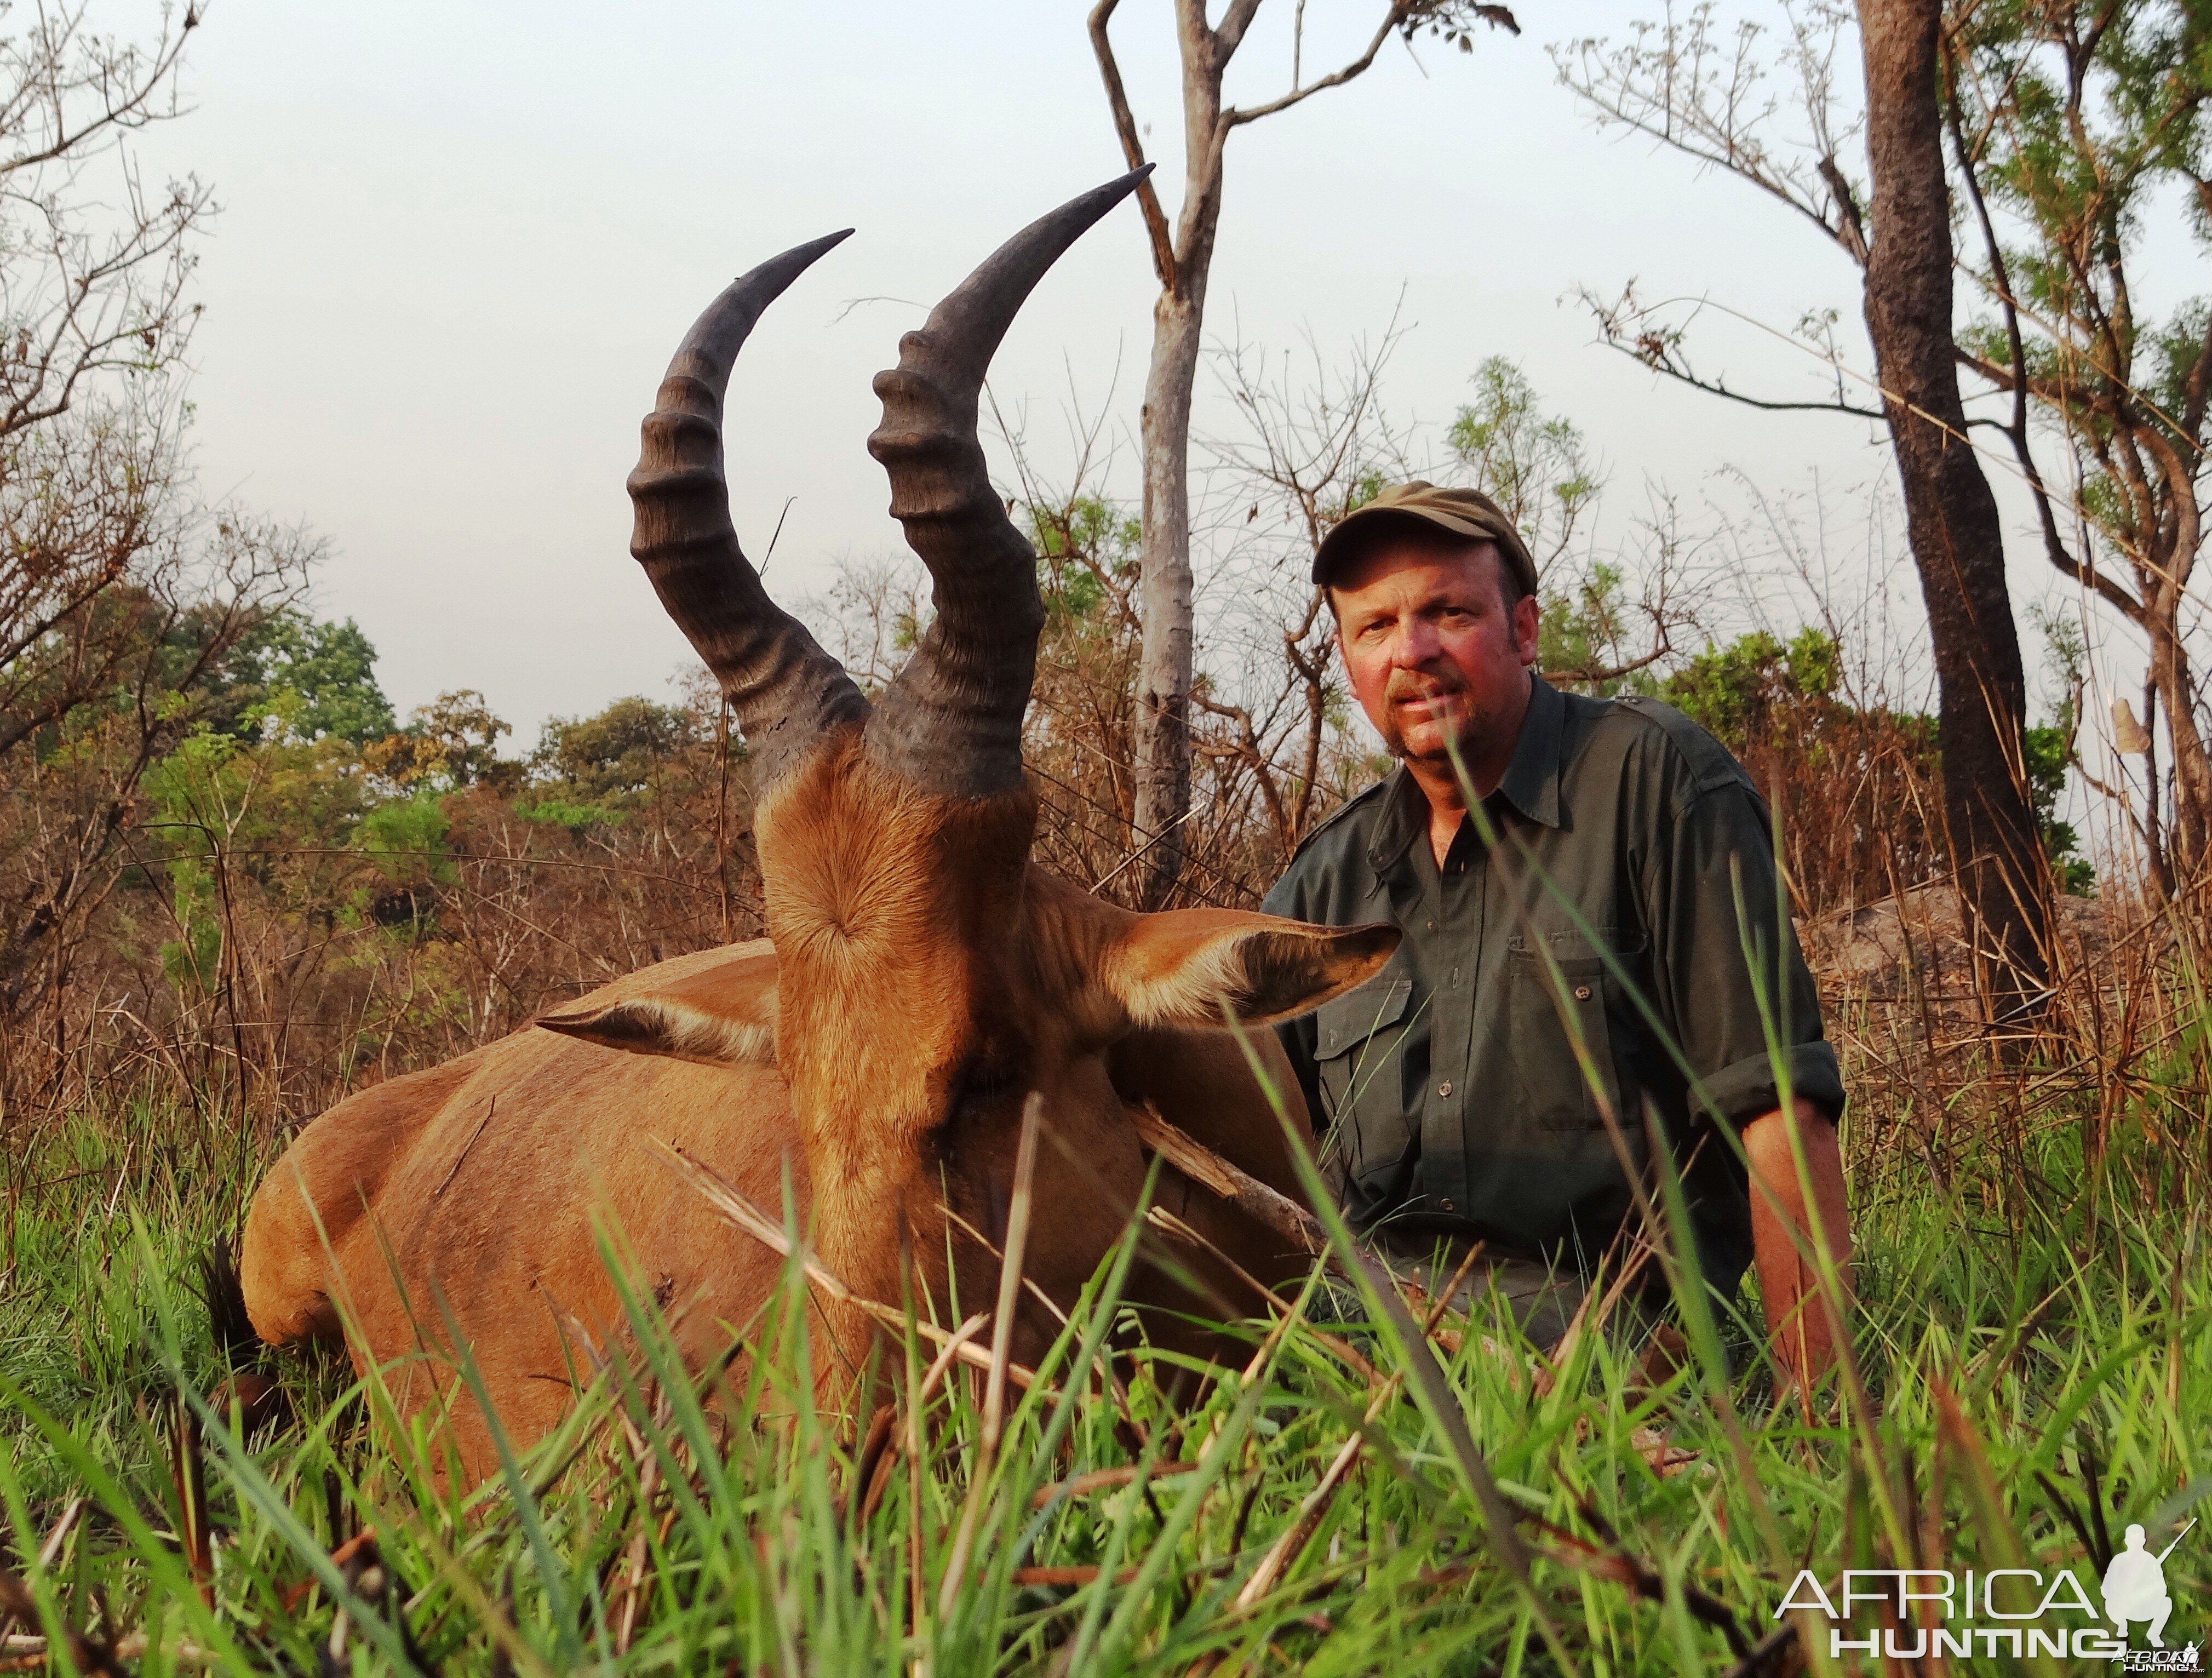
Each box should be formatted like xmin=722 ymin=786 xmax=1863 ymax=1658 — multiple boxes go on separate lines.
xmin=1098 ymin=910 xmax=1400 ymax=1030
xmin=535 ymin=944 xmax=779 ymax=1069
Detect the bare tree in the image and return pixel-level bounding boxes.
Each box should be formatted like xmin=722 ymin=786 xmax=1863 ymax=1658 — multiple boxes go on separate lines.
xmin=0 ymin=5 xmax=208 ymax=436
xmin=1196 ymin=322 xmax=1414 ymax=856
xmin=1859 ymin=0 xmax=2047 ymax=1012
xmin=1087 ymin=0 xmax=1520 ymax=906
xmin=1558 ymin=0 xmax=2051 ymax=1017
xmin=800 ymin=555 xmax=929 ymax=700
xmin=0 ymin=5 xmax=313 ymax=1044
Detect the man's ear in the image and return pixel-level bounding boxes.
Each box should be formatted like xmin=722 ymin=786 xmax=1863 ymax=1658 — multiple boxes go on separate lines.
xmin=1098 ymin=909 xmax=1399 ymax=1030
xmin=536 ymin=944 xmax=778 ymax=1068
xmin=1512 ymin=588 xmax=1541 ymax=667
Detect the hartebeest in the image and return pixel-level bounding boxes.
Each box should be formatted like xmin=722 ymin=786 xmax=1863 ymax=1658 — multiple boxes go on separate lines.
xmin=238 ymin=173 xmax=1396 ymax=1476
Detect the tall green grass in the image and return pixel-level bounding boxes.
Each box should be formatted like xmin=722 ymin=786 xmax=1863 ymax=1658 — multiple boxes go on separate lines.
xmin=2 ymin=1081 xmax=2207 ymax=1674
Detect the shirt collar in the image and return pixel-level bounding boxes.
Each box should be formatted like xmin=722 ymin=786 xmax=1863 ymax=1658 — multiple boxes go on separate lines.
xmin=1495 ymin=672 xmax=1566 ymax=830
xmin=1363 ymin=672 xmax=1566 ymax=874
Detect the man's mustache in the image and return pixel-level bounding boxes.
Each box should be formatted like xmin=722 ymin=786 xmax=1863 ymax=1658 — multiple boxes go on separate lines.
xmin=1383 ymin=672 xmax=1465 ymax=707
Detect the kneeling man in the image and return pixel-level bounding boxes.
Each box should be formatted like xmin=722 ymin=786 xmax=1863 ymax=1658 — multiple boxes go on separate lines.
xmin=1264 ymin=483 xmax=1852 ymax=1392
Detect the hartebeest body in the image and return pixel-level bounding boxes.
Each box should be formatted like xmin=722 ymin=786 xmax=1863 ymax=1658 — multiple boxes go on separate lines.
xmin=239 ymin=175 xmax=1395 ymax=1477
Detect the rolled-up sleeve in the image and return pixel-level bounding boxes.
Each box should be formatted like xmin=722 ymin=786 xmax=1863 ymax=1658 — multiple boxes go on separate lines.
xmin=1647 ymin=782 xmax=1845 ymax=1127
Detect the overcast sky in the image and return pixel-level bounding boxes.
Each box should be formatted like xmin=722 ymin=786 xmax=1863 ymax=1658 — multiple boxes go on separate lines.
xmin=124 ymin=1 xmax=2195 ymax=748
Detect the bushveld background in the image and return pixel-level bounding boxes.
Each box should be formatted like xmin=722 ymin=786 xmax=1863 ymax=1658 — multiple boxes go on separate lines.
xmin=4 ymin=0 xmax=2211 ymax=1671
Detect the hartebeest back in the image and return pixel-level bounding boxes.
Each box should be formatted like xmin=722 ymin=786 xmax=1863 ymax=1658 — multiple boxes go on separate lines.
xmin=239 ymin=174 xmax=1397 ymax=1479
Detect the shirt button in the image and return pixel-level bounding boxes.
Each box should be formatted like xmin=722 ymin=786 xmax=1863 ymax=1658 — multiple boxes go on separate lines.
xmin=1439 ymin=1081 xmax=1453 ymax=1097
xmin=1574 ymin=984 xmax=1592 ymax=1001
xmin=1424 ymin=919 xmax=1435 ymax=931
xmin=1440 ymin=1198 xmax=1455 ymax=1212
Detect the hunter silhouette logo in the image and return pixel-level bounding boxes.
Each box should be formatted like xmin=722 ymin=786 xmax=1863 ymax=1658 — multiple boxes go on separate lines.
xmin=2103 ymin=1521 xmax=2187 ymax=1648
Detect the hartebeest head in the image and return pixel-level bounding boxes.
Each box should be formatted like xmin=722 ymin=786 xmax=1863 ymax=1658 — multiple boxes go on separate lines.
xmin=549 ymin=175 xmax=1395 ymax=1372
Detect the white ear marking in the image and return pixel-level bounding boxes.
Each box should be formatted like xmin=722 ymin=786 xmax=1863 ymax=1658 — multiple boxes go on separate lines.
xmin=1108 ymin=938 xmax=1251 ymax=1029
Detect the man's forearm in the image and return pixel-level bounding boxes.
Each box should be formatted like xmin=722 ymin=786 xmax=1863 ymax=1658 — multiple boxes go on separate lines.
xmin=1743 ymin=1098 xmax=1852 ymax=1395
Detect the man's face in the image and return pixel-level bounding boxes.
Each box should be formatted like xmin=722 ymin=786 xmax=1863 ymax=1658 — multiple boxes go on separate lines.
xmin=1331 ymin=536 xmax=1541 ymax=767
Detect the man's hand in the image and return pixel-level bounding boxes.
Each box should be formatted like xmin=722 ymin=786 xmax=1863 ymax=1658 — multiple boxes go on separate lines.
xmin=1743 ymin=1098 xmax=1852 ymax=1402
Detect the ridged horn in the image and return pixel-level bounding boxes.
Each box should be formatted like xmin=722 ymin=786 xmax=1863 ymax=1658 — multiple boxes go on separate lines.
xmin=864 ymin=168 xmax=1152 ymax=797
xmin=628 ymin=230 xmax=869 ymax=794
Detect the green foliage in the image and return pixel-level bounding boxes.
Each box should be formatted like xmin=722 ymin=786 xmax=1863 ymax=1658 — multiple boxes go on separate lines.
xmin=515 ymin=797 xmax=628 ymax=830
xmin=140 ymin=729 xmax=244 ymax=997
xmin=211 ymin=609 xmax=396 ymax=746
xmin=158 ymin=854 xmax=222 ymax=996
xmin=1663 ymin=628 xmax=2096 ymax=895
xmin=356 ymin=791 xmax=454 ymax=888
xmin=1445 ymin=357 xmax=1597 ymax=569
xmin=1952 ymin=0 xmax=2210 ymax=559
xmin=1029 ymin=495 xmax=1140 ymax=626
xmin=530 ymin=696 xmax=696 ymax=811
xmin=1443 ymin=358 xmax=1676 ymax=693
xmin=2023 ymin=603 xmax=2099 ymax=895
xmin=137 ymin=725 xmax=389 ymax=993
xmin=2026 ymin=719 xmax=2097 ymax=896
xmin=1655 ymin=627 xmax=1846 ymax=740
xmin=1538 ymin=562 xmax=1629 ymax=691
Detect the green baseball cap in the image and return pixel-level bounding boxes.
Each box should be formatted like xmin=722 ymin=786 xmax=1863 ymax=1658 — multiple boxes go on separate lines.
xmin=1311 ymin=480 xmax=1539 ymax=601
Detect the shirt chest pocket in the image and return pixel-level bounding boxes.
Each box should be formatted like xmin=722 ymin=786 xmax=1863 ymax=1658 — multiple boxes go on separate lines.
xmin=1507 ymin=929 xmax=1643 ymax=1131
xmin=1311 ymin=975 xmax=1417 ymax=1187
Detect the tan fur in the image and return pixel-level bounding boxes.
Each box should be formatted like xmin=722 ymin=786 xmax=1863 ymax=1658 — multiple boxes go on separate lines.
xmin=243 ymin=729 xmax=1394 ymax=1480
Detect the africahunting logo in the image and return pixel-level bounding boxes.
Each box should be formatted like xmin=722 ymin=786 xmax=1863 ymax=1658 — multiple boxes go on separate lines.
xmin=1774 ymin=1516 xmax=2198 ymax=1667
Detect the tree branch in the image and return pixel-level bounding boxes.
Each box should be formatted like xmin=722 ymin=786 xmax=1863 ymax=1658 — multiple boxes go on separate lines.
xmin=1223 ymin=5 xmax=1405 ymax=128
xmin=0 ymin=7 xmax=199 ymax=184
xmin=1814 ymin=154 xmax=1869 ymax=264
xmin=1087 ymin=0 xmax=1178 ymax=291
xmin=1587 ymin=314 xmax=1886 ymax=420
xmin=1942 ymin=39 xmax=2094 ymax=614
xmin=1553 ymin=21 xmax=1864 ymax=260
xmin=1213 ymin=0 xmax=1267 ymax=59
xmin=2182 ymin=281 xmax=2212 ymax=445
xmin=1543 ymin=642 xmax=1672 ymax=688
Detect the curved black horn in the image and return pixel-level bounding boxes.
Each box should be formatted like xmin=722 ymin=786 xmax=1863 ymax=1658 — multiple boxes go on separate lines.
xmin=628 ymin=230 xmax=869 ymax=795
xmin=864 ymin=168 xmax=1152 ymax=798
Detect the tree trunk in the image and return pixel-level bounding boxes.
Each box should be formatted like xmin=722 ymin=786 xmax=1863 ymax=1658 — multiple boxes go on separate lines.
xmin=2150 ymin=623 xmax=2212 ymax=879
xmin=1131 ymin=3 xmax=1229 ymax=908
xmin=1133 ymin=293 xmax=1204 ymax=905
xmin=2141 ymin=424 xmax=2210 ymax=880
xmin=1856 ymin=0 xmax=2050 ymax=1015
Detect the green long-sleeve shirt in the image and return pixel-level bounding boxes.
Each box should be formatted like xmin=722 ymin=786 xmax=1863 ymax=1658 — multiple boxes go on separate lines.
xmin=1263 ymin=674 xmax=1844 ymax=1301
